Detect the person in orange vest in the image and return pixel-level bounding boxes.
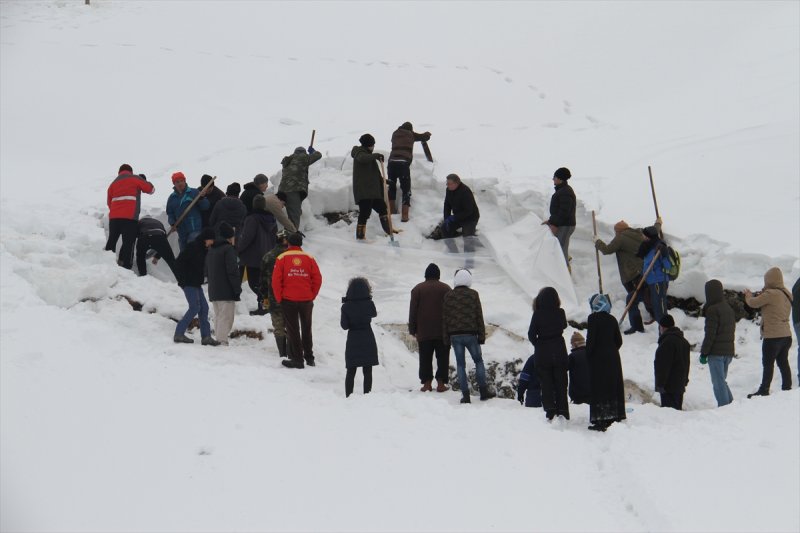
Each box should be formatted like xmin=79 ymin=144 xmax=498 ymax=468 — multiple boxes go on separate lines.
xmin=105 ymin=163 xmax=155 ymax=269
xmin=271 ymin=232 xmax=322 ymax=369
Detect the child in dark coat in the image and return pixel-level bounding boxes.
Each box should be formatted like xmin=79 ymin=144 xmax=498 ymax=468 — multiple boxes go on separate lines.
xmin=568 ymin=331 xmax=591 ymax=405
xmin=517 ymin=353 xmax=543 ymax=408
xmin=341 ymin=277 xmax=379 ymax=397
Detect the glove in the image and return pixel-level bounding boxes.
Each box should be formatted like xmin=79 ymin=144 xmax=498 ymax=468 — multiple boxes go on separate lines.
xmin=656 ymin=216 xmax=663 ymax=226
xmin=139 ymin=173 xmax=147 ymax=180
xmin=699 ymin=355 xmax=708 ymax=365
xmin=443 ymin=215 xmax=456 ymax=230
xmin=308 ymin=146 xmax=316 ymax=155
xmin=592 ymin=235 xmax=600 ymax=243
xmin=423 ymin=132 xmax=431 ymax=141
xmin=375 ymin=153 xmax=385 ymax=162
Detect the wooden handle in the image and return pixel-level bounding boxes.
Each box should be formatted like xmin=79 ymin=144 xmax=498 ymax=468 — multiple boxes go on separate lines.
xmin=310 ymin=129 xmax=316 ymax=148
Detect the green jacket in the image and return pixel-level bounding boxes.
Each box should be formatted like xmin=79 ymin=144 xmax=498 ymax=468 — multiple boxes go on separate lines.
xmin=442 ymin=286 xmax=486 ymax=344
xmin=278 ymin=148 xmax=322 ymax=197
xmin=595 ymin=228 xmax=644 ymax=284
xmin=701 ymin=279 xmax=736 ymax=356
xmin=351 ymin=146 xmax=383 ymax=203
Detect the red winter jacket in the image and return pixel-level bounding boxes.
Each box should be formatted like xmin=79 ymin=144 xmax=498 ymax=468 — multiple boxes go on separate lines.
xmin=107 ymin=171 xmax=155 ymax=220
xmin=271 ymin=246 xmax=322 ymax=303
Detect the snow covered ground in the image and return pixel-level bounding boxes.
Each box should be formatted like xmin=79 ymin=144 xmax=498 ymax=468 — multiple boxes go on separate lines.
xmin=1 ymin=1 xmax=798 ymax=532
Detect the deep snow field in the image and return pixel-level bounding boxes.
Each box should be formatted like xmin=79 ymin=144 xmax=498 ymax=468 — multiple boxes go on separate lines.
xmin=1 ymin=1 xmax=799 ymax=532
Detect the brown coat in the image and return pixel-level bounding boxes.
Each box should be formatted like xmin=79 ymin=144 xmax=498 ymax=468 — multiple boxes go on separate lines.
xmin=408 ymin=279 xmax=451 ymax=341
xmin=389 ymin=126 xmax=430 ymax=162
xmin=745 ymin=267 xmax=793 ymax=338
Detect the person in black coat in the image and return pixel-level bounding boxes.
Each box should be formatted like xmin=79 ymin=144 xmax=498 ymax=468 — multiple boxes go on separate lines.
xmin=237 ymin=194 xmax=278 ymax=315
xmin=654 ymin=314 xmax=691 ymax=410
xmin=209 ymin=184 xmax=247 ymax=240
xmin=442 ymin=173 xmax=480 ymax=238
xmin=542 ymin=167 xmax=576 ymax=267
xmin=528 ymin=287 xmax=569 ymax=421
xmin=568 ymin=331 xmax=591 ymax=405
xmin=200 ymin=174 xmax=225 ymax=229
xmin=341 ymin=277 xmax=379 ymax=397
xmin=586 ymin=293 xmax=626 ymax=431
xmin=517 ymin=353 xmax=542 ymax=408
xmin=173 ymin=228 xmax=218 ymax=345
xmin=135 ymin=216 xmax=177 ymax=278
xmin=206 ymin=222 xmax=242 ymax=345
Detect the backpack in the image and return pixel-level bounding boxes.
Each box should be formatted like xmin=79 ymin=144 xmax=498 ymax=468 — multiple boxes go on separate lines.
xmin=662 ymin=245 xmax=681 ymax=281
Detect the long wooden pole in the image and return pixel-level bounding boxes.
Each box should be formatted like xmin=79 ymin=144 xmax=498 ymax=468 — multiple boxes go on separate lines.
xmin=309 ymin=129 xmax=316 ymax=149
xmin=379 ymin=160 xmax=397 ymax=245
xmin=167 ymin=176 xmax=216 ymax=236
xmin=618 ymin=249 xmax=661 ymax=325
xmin=592 ymin=210 xmax=604 ymax=294
xmin=648 ymin=165 xmax=660 ymax=220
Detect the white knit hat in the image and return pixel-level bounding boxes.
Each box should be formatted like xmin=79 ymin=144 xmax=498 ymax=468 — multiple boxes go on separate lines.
xmin=454 ymin=269 xmax=472 ymax=288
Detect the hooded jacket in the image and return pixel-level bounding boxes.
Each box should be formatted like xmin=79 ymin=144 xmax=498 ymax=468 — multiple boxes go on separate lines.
xmin=341 ymin=278 xmax=379 ymax=368
xmin=351 ymin=146 xmax=384 ymax=203
xmin=745 ymin=267 xmax=793 ymax=339
xmin=209 ymin=196 xmax=247 ymax=236
xmin=279 ymin=147 xmax=322 ymax=198
xmin=237 ymin=210 xmax=277 ymax=268
xmin=700 ymin=279 xmax=736 ymax=356
xmin=206 ymin=239 xmax=242 ymax=302
xmin=654 ymin=327 xmax=691 ymax=394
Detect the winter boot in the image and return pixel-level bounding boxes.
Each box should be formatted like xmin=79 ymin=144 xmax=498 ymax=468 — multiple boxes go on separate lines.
xmin=173 ymin=334 xmax=194 ymax=344
xmin=436 ymin=380 xmax=449 ymax=392
xmin=275 ymin=335 xmax=288 ymax=358
xmin=356 ymin=224 xmax=366 ymax=240
xmin=747 ymin=388 xmax=769 ymax=399
xmin=201 ymin=336 xmax=221 ymax=346
xmin=282 ymin=358 xmax=305 ymax=369
xmin=401 ymin=205 xmax=410 ymax=222
xmin=479 ymin=387 xmax=496 ymax=401
xmin=389 ymin=201 xmax=396 ymax=215
xmin=460 ymin=391 xmax=471 ymax=404
xmin=304 ymin=355 xmax=316 ymax=367
xmin=420 ymin=380 xmax=433 ymax=392
xmin=379 ymin=215 xmax=391 ymax=235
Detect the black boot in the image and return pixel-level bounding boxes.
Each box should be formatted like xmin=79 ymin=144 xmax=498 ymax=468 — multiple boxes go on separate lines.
xmin=274 ymin=335 xmax=287 ymax=358
xmin=624 ymin=316 xmax=645 ymax=335
xmin=460 ymin=391 xmax=471 ymax=404
xmin=747 ymin=388 xmax=769 ymax=399
xmin=379 ymin=215 xmax=392 ymax=235
xmin=479 ymin=387 xmax=496 ymax=401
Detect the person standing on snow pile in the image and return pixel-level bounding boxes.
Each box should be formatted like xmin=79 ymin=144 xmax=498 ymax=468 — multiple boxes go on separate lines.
xmin=277 ymin=145 xmax=322 ymax=229
xmin=135 ymin=216 xmax=177 ymax=278
xmin=387 ymin=121 xmax=431 ymax=222
xmin=105 ymin=163 xmax=155 ymax=269
xmin=745 ymin=267 xmax=794 ymax=398
xmin=351 ymin=133 xmax=393 ymax=241
xmin=173 ymin=228 xmax=219 ymax=346
xmin=260 ymin=230 xmax=292 ymax=359
xmin=166 ymin=171 xmax=210 ymax=252
xmin=529 ymin=287 xmax=569 ymax=421
xmin=209 ymin=183 xmax=247 ymax=242
xmin=594 ymin=220 xmax=655 ymax=334
xmin=442 ymin=173 xmax=480 ymax=239
xmin=443 ymin=269 xmax=495 ymax=403
xmin=341 ymin=277 xmax=379 ymax=398
xmin=199 ymin=174 xmax=225 ymax=229
xmin=409 ymin=263 xmax=452 ymax=393
xmin=541 ymin=167 xmax=576 ymax=269
xmin=636 ymin=221 xmax=670 ymax=326
xmin=272 ymin=232 xmax=322 ymax=369
xmin=240 ymin=174 xmax=270 ymax=215
xmin=517 ymin=352 xmax=543 ymax=408
xmin=237 ymin=194 xmax=277 ymax=316
xmin=206 ymin=222 xmax=242 ymax=346
xmin=654 ymin=314 xmax=690 ymax=410
xmin=586 ymin=294 xmax=626 ymax=431
xmin=699 ymin=279 xmax=736 ymax=407
xmin=568 ymin=331 xmax=591 ymax=405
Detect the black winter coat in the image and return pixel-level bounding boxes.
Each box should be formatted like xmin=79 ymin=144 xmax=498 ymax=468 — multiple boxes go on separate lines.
xmin=237 ymin=211 xmax=277 ymax=268
xmin=568 ymin=346 xmax=591 ymax=404
xmin=586 ymin=311 xmax=626 ymax=423
xmin=518 ymin=354 xmax=543 ymax=408
xmin=528 ymin=289 xmax=568 ymax=363
xmin=201 ymin=185 xmax=225 ymax=228
xmin=206 ymin=240 xmax=242 ymax=301
xmin=655 ymin=327 xmax=691 ymax=394
xmin=209 ymin=196 xmax=247 ymax=237
xmin=547 ymin=182 xmax=576 ymax=227
xmin=240 ymin=182 xmax=262 ymax=214
xmin=443 ymin=183 xmax=480 ymax=225
xmin=174 ymin=239 xmax=208 ymax=288
xmin=351 ymin=146 xmax=384 ymax=203
xmin=341 ymin=279 xmax=379 ymax=368
xmin=138 ymin=217 xmax=166 ymax=236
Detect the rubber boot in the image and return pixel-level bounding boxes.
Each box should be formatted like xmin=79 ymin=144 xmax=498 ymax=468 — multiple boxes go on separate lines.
xmin=401 ymin=205 xmax=410 ymax=222
xmin=275 ymin=335 xmax=288 ymax=358
xmin=460 ymin=391 xmax=471 ymax=404
xmin=420 ymin=380 xmax=433 ymax=392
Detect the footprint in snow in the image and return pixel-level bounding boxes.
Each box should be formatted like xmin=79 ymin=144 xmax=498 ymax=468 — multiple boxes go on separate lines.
xmin=379 ymin=60 xmax=390 ymax=66
xmin=542 ymin=122 xmax=562 ymax=128
xmin=563 ymin=106 xmax=572 ymax=115
xmin=160 ymin=47 xmax=173 ymax=52
xmin=488 ymin=67 xmax=503 ymax=74
xmin=347 ymin=59 xmax=357 ymax=64
xmin=504 ymin=77 xmax=513 ymax=83
xmin=456 ymin=65 xmax=469 ymax=70
xmin=422 ymin=64 xmax=436 ymax=69
xmin=279 ymin=117 xmax=301 ymax=126
xmin=528 ymin=84 xmax=539 ymax=91
xmin=563 ymin=100 xmax=572 ymax=107
xmin=118 ymin=43 xmax=135 ymax=47
xmin=197 ymin=447 xmax=213 ymax=456
xmin=81 ymin=43 xmax=98 ymax=47
xmin=539 ymin=93 xmax=546 ymax=99
xmin=288 ymin=57 xmax=298 ymax=61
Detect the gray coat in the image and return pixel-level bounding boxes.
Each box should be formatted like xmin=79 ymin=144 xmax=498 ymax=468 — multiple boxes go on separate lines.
xmin=701 ymin=279 xmax=736 ymax=356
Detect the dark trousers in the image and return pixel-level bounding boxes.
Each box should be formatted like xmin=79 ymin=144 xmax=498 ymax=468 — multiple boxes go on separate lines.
xmin=660 ymin=392 xmax=684 ymax=410
xmin=387 ymin=160 xmax=412 ymax=206
xmin=282 ymin=300 xmax=314 ymax=363
xmin=105 ymin=218 xmax=138 ymax=269
xmin=442 ymin=219 xmax=478 ymax=239
xmin=357 ymin=199 xmax=388 ymax=225
xmin=760 ymin=336 xmax=793 ymax=392
xmin=135 ymin=234 xmax=177 ymax=277
xmin=535 ymin=354 xmax=569 ymax=419
xmin=241 ymin=266 xmax=263 ymax=310
xmin=418 ymin=339 xmax=450 ymax=383
xmin=345 ymin=366 xmax=373 ymax=397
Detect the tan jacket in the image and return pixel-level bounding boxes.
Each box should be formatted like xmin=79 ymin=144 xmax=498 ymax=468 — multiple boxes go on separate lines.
xmin=745 ymin=267 xmax=793 ymax=338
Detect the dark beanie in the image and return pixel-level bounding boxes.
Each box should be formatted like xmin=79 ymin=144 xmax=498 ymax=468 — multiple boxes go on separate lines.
xmin=424 ymin=263 xmax=440 ymax=280
xmin=554 ymin=167 xmax=571 ymax=180
xmin=218 ymin=221 xmax=235 ymax=239
xmin=359 ymin=133 xmax=376 ymax=147
xmin=643 ymin=226 xmax=659 ymax=240
xmin=659 ymin=314 xmax=675 ymax=328
xmin=198 ymin=228 xmax=216 ymax=242
xmin=201 ymin=174 xmax=214 ymax=187
xmin=226 ymin=182 xmax=241 ymax=196
xmin=288 ymin=232 xmax=303 ymax=246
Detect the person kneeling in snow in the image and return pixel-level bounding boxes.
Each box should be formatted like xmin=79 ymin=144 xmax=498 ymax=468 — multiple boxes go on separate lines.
xmin=341 ymin=277 xmax=379 ymax=397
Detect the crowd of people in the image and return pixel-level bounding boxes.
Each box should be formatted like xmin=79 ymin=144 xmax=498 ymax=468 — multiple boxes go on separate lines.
xmin=103 ymin=126 xmax=799 ymax=426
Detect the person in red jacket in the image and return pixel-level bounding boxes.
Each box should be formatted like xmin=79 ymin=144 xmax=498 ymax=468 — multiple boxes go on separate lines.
xmin=271 ymin=232 xmax=322 ymax=369
xmin=105 ymin=163 xmax=155 ymax=269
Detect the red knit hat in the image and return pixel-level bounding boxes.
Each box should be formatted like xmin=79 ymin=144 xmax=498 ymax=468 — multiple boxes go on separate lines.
xmin=171 ymin=171 xmax=186 ymax=184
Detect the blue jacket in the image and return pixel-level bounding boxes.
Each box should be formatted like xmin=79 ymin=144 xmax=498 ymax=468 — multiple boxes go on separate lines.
xmin=642 ymin=242 xmax=671 ymax=285
xmin=167 ymin=187 xmax=209 ymax=237
xmin=517 ymin=354 xmax=542 ymax=408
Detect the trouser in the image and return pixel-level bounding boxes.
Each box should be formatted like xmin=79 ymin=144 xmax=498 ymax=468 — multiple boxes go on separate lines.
xmin=105 ymin=218 xmax=138 ymax=269
xmin=450 ymin=334 xmax=487 ymax=394
xmin=418 ymin=339 xmax=450 ymax=384
xmin=535 ymin=352 xmax=569 ymax=419
xmin=708 ymin=355 xmax=734 ymax=406
xmin=282 ymin=300 xmax=314 ymax=363
xmin=442 ymin=219 xmax=478 ymax=239
xmin=357 ymin=199 xmax=388 ymax=225
xmin=623 ymin=277 xmax=646 ymax=329
xmin=241 ymin=266 xmax=263 ymax=310
xmin=794 ymin=321 xmax=799 ymax=382
xmin=175 ymin=286 xmax=211 ymax=338
xmin=387 ymin=160 xmax=412 ymax=206
xmin=759 ymin=336 xmax=793 ymax=392
xmin=345 ymin=366 xmax=373 ymax=397
xmin=178 ymin=229 xmax=200 ymax=252
xmin=660 ymin=391 xmax=684 ymax=410
xmin=135 ymin=233 xmax=177 ymax=277
xmin=649 ymin=281 xmax=669 ymax=324
xmin=553 ymin=225 xmax=575 ymax=265
xmin=212 ymin=300 xmax=235 ymax=342
xmin=283 ymin=191 xmax=304 ymax=230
